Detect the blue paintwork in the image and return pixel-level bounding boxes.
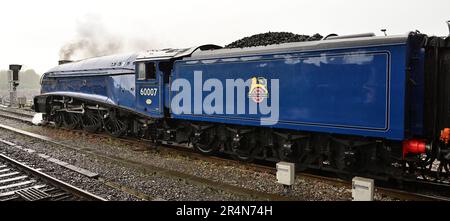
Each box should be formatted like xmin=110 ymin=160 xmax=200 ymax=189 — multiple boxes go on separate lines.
xmin=134 ymin=63 xmax=164 ymax=118
xmin=407 ymin=37 xmax=426 ymax=136
xmin=38 ymin=35 xmax=427 ymax=141
xmin=41 ymin=74 xmax=137 ymax=110
xmin=41 ymin=53 xmax=138 ymax=111
xmin=170 ymin=44 xmax=410 ymax=140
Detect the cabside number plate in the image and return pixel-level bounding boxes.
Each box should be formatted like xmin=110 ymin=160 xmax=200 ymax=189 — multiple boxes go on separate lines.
xmin=140 ymin=88 xmax=158 ymax=96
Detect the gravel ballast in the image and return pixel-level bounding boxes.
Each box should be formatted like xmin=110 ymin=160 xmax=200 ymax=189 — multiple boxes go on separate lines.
xmin=0 ymin=112 xmax=397 ymax=201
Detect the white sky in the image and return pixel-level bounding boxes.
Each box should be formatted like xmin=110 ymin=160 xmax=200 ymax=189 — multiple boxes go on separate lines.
xmin=0 ymin=0 xmax=449 ymax=74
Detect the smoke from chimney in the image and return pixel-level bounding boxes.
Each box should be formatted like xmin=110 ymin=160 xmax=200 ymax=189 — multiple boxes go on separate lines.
xmin=59 ymin=15 xmax=155 ymax=60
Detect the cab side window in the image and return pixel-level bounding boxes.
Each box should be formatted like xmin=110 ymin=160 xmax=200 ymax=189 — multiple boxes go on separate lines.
xmin=138 ymin=63 xmax=146 ymax=80
xmin=138 ymin=62 xmax=156 ymax=80
xmin=146 ymin=62 xmax=156 ymax=80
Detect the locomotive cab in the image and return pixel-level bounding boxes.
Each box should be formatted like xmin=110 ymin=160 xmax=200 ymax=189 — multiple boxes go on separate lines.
xmin=134 ymin=45 xmax=222 ymax=119
xmin=135 ymin=61 xmax=164 ymax=118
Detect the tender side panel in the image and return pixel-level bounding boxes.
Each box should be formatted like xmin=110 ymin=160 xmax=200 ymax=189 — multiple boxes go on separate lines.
xmin=171 ymin=45 xmax=408 ymax=140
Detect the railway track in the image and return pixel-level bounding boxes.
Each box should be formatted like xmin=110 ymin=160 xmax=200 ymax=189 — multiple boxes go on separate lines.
xmin=0 ymin=106 xmax=34 ymax=118
xmin=0 ymin=113 xmax=294 ymax=200
xmin=0 ymin=153 xmax=106 ymax=201
xmin=1 ymin=107 xmax=450 ymax=201
xmin=0 ymin=107 xmax=34 ymax=124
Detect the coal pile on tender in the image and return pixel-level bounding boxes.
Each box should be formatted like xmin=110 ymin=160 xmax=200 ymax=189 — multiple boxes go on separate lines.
xmin=225 ymin=32 xmax=323 ymax=49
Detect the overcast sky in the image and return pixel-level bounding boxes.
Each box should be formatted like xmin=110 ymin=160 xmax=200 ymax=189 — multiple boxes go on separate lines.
xmin=1 ymin=0 xmax=449 ymax=75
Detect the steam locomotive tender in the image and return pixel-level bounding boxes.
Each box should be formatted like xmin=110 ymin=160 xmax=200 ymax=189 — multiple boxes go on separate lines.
xmin=34 ymin=32 xmax=450 ymax=180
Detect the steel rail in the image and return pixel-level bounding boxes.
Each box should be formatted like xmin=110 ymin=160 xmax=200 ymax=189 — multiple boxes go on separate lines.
xmin=0 ymin=153 xmax=106 ymax=201
xmin=0 ymin=123 xmax=294 ymax=201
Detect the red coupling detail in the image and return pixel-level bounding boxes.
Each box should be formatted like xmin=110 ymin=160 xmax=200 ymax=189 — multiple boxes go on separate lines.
xmin=440 ymin=128 xmax=450 ymax=144
xmin=402 ymin=139 xmax=426 ymax=158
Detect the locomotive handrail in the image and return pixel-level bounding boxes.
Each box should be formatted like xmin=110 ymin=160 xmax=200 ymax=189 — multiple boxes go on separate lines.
xmin=324 ymin=33 xmax=375 ymax=40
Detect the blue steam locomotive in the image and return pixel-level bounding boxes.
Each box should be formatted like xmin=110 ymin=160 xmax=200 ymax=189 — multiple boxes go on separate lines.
xmin=34 ymin=31 xmax=450 ymax=180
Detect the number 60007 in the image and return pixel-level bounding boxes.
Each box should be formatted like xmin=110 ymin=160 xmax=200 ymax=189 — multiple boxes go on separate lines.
xmin=140 ymin=88 xmax=158 ymax=96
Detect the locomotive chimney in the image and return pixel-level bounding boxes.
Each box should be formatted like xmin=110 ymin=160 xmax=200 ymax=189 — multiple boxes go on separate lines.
xmin=58 ymin=60 xmax=73 ymax=65
xmin=447 ymin=20 xmax=450 ymax=36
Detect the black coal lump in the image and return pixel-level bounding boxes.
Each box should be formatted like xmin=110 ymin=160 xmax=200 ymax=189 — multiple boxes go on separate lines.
xmin=225 ymin=32 xmax=323 ymax=49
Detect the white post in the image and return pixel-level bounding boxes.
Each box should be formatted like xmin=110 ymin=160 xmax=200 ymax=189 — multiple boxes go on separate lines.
xmin=352 ymin=177 xmax=374 ymax=201
xmin=276 ymin=162 xmax=295 ymax=194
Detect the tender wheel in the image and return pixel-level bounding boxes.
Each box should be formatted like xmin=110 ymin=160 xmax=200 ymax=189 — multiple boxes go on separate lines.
xmin=104 ymin=111 xmax=127 ymax=137
xmin=331 ymin=143 xmax=354 ymax=180
xmin=82 ymin=110 xmax=102 ymax=133
xmin=62 ymin=112 xmax=81 ymax=130
xmin=277 ymin=145 xmax=313 ymax=171
xmin=233 ymin=147 xmax=255 ymax=162
xmin=230 ymin=133 xmax=256 ymax=162
xmin=296 ymin=148 xmax=315 ymax=171
xmin=276 ymin=133 xmax=313 ymax=171
xmin=192 ymin=130 xmax=217 ymax=154
xmin=277 ymin=143 xmax=294 ymax=162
